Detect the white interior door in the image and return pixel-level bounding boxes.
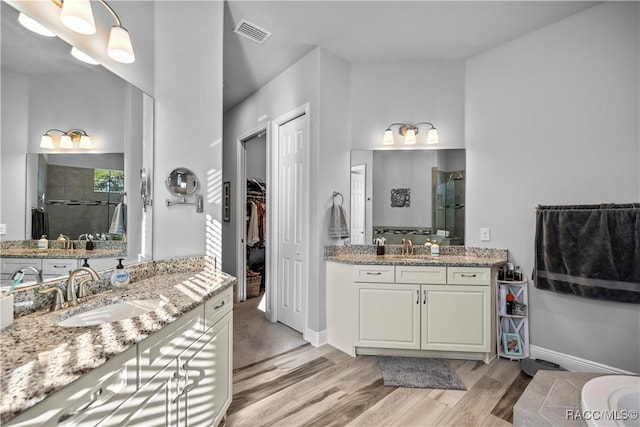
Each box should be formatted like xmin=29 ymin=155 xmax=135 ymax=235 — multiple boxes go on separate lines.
xmin=277 ymin=113 xmax=307 ymax=333
xmin=350 ymin=164 xmax=366 ymax=244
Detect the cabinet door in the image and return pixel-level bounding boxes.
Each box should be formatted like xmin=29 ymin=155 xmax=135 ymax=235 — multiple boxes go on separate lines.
xmin=421 ymin=285 xmax=490 ymax=352
xmin=355 ymin=283 xmax=420 ymax=349
xmin=138 ymin=306 xmax=204 ymax=385
xmin=98 ymin=362 xmax=177 ymax=427
xmin=177 ymin=311 xmax=232 ymax=427
xmin=0 ymin=258 xmax=41 ymax=280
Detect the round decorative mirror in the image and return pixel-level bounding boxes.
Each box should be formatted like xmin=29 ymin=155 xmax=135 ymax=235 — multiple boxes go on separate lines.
xmin=165 ymin=167 xmax=198 ymax=196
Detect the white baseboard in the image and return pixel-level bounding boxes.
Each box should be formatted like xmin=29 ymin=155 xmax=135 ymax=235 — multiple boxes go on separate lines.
xmin=529 ymin=345 xmax=636 ymax=375
xmin=304 ymin=328 xmax=327 ymax=348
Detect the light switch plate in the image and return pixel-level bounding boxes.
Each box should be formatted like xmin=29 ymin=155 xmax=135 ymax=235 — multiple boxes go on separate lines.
xmin=480 ymin=227 xmax=491 ymax=241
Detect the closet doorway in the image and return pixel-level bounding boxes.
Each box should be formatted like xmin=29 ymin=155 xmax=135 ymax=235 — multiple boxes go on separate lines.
xmin=236 ymin=128 xmax=268 ymax=304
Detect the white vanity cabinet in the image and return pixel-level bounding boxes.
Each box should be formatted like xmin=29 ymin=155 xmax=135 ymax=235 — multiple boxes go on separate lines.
xmin=327 ymin=262 xmax=495 ymax=363
xmin=101 ymin=288 xmax=232 ymax=427
xmin=5 ymin=346 xmax=138 ymax=427
xmin=5 ymin=287 xmax=233 ymax=427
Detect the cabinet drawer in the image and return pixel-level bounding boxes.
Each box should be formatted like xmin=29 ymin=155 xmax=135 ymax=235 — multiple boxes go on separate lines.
xmin=1 ymin=258 xmax=42 ymax=277
xmin=42 ymin=259 xmax=78 ymax=276
xmin=352 ymin=265 xmax=395 ymax=283
xmin=447 ymin=267 xmax=491 ymax=286
xmin=204 ymin=287 xmax=232 ymax=329
xmin=396 ymin=266 xmax=447 ymax=284
xmin=86 ymin=257 xmax=119 ymax=272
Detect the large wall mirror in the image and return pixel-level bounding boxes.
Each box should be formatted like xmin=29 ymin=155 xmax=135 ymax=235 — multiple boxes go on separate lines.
xmin=1 ymin=1 xmax=153 ymax=261
xmin=350 ymin=149 xmax=465 ymax=246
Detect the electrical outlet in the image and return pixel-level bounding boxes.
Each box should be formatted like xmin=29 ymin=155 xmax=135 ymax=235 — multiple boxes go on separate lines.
xmin=480 ymin=227 xmax=491 ymax=242
xmin=0 ymin=224 xmax=6 ymax=235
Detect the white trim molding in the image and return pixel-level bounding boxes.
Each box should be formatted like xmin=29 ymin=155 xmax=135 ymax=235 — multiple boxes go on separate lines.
xmin=304 ymin=328 xmax=327 ymax=348
xmin=530 ymin=345 xmax=637 ymax=375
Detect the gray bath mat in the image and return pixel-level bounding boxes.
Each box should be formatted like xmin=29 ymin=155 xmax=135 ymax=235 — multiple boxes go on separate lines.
xmin=377 ymin=356 xmax=467 ymax=390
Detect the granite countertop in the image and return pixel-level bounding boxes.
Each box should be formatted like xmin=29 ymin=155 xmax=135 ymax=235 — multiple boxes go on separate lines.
xmin=325 ymin=253 xmax=507 ymax=267
xmin=0 ymin=248 xmax=126 ymax=259
xmin=0 ymin=263 xmax=236 ymax=422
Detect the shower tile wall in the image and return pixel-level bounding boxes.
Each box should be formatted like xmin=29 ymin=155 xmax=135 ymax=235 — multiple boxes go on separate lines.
xmin=46 ymin=165 xmax=122 ymax=239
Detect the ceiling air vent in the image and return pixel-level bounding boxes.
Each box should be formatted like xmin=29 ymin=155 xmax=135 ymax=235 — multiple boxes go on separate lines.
xmin=233 ymin=19 xmax=272 ymax=45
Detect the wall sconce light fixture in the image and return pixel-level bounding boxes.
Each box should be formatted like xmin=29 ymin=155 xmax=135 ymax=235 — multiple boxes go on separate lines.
xmin=382 ymin=122 xmax=439 ymax=146
xmin=19 ymin=0 xmax=135 ymax=64
xmin=41 ymin=129 xmax=92 ymax=149
xmin=18 ymin=12 xmax=56 ymax=37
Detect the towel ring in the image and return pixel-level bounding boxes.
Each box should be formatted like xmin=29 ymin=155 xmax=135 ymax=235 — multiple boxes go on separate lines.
xmin=332 ymin=191 xmax=344 ymax=206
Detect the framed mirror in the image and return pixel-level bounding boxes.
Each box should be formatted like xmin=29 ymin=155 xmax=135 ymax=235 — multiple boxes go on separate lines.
xmin=165 ymin=167 xmax=198 ymax=197
xmin=350 ymin=149 xmax=465 ymax=246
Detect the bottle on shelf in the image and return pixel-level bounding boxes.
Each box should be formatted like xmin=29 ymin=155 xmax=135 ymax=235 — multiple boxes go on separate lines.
xmin=506 ymin=293 xmax=515 ymax=315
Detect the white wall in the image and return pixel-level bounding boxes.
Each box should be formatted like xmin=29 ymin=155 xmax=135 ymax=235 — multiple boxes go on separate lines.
xmin=222 ymin=49 xmax=320 ymax=277
xmin=245 ymin=134 xmax=266 ymax=181
xmin=350 ymin=62 xmax=465 ymax=150
xmin=152 ymin=1 xmax=223 ymax=260
xmin=28 ymin=73 xmax=127 ymax=153
xmin=222 ymin=48 xmax=351 ymax=334
xmin=0 ymin=72 xmax=29 ymax=240
xmin=372 ymin=150 xmax=433 ymax=228
xmin=466 ymin=2 xmax=640 ymax=373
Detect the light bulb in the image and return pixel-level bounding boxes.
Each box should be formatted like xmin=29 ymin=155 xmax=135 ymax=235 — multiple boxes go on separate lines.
xmin=59 ymin=134 xmax=74 ymax=149
xmin=382 ymin=129 xmax=394 ymax=145
xmin=79 ymin=135 xmax=92 ymax=149
xmin=18 ymin=12 xmax=56 ymax=37
xmin=71 ymin=47 xmax=99 ymax=65
xmin=60 ymin=0 xmax=96 ymax=35
xmin=404 ymin=128 xmax=417 ymax=145
xmin=427 ymin=128 xmax=439 ymax=144
xmin=40 ymin=134 xmax=54 ymax=149
xmin=108 ymin=26 xmax=135 ymax=64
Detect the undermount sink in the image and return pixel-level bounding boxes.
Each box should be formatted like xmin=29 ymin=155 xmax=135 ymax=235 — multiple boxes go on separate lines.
xmin=56 ymin=298 xmax=165 ymax=327
xmin=581 ymin=375 xmax=640 ymax=427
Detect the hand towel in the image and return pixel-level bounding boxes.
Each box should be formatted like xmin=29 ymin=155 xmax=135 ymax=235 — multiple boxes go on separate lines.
xmin=109 ymin=202 xmax=127 ymax=234
xmin=533 ymin=203 xmax=640 ymax=303
xmin=31 ymin=208 xmax=49 ymax=239
xmin=329 ymin=202 xmax=350 ymax=239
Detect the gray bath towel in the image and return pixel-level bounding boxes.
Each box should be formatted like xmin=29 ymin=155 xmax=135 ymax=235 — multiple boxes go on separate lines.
xmin=329 ymin=202 xmax=350 ymax=239
xmin=109 ymin=202 xmax=127 ymax=235
xmin=533 ymin=204 xmax=640 ymax=303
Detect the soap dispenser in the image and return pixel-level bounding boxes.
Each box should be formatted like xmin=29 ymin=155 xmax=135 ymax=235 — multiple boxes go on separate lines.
xmin=110 ymin=258 xmax=131 ymax=289
xmin=38 ymin=235 xmax=48 ymax=250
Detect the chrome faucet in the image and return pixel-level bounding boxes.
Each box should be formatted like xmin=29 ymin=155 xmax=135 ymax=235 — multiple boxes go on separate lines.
xmin=10 ymin=266 xmax=43 ymax=283
xmin=66 ymin=267 xmax=100 ymax=306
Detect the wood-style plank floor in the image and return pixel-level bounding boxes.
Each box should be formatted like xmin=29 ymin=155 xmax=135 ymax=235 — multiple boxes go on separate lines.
xmin=226 ymin=344 xmax=529 ymax=427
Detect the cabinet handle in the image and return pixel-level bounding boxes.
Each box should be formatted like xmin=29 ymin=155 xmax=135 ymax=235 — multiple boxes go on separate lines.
xmin=461 ymin=274 xmax=477 ymax=277
xmin=423 ymin=290 xmax=426 ymax=304
xmin=53 ymin=265 xmax=67 ymax=268
xmin=214 ymin=300 xmax=225 ymax=310
xmin=416 ymin=289 xmax=420 ymax=304
xmin=366 ymin=272 xmax=382 ymax=275
xmin=58 ymin=388 xmax=103 ymax=423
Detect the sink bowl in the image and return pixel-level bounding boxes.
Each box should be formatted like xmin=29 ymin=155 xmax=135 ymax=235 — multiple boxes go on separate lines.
xmin=581 ymin=375 xmax=640 ymax=427
xmin=56 ymin=299 xmax=165 ymax=327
